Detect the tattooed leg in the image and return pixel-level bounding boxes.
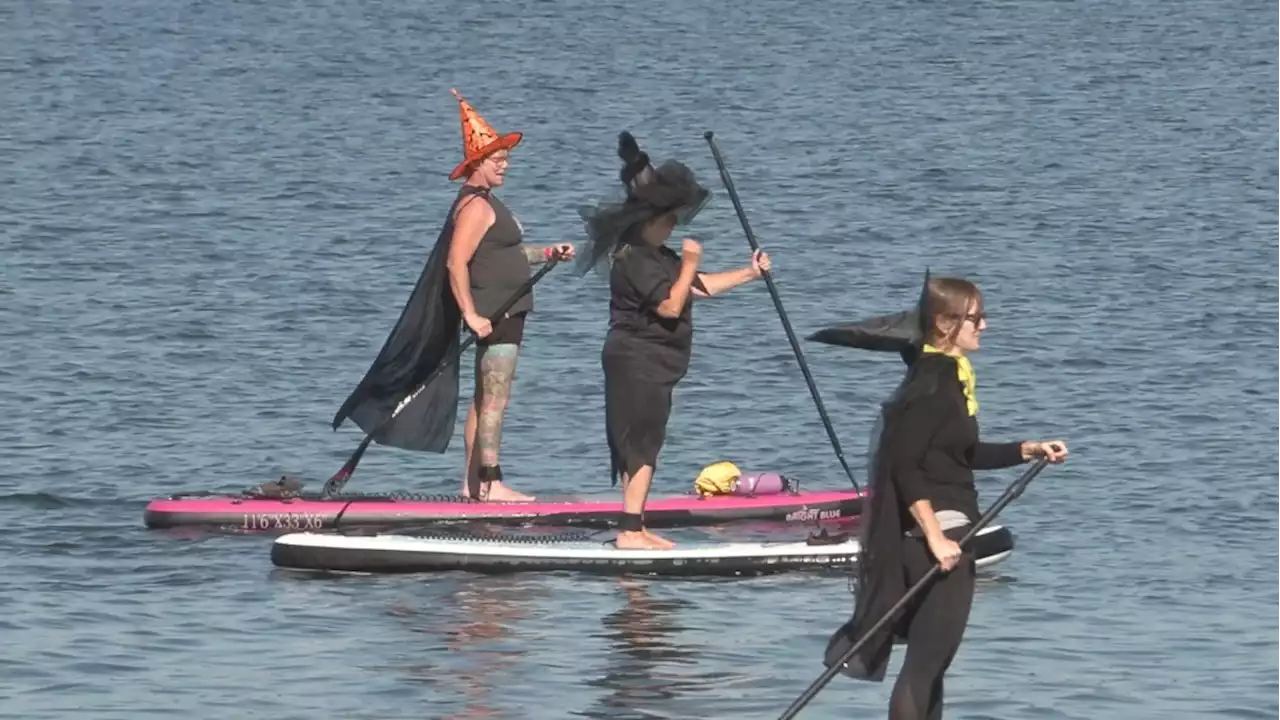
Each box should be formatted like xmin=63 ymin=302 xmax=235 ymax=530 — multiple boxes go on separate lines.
xmin=463 ymin=354 xmax=487 ymax=499
xmin=473 ymin=343 xmax=534 ymax=502
xmin=463 ymin=351 xmax=491 ymax=499
xmin=476 ymin=343 xmax=516 ymax=468
xmin=461 ymin=398 xmax=480 ymax=498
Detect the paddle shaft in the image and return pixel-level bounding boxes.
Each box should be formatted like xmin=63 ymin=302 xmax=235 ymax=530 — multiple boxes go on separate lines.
xmin=322 ymin=252 xmax=566 ymax=497
xmin=775 ymin=456 xmax=1050 ymax=720
xmin=703 ymin=131 xmax=860 ymax=493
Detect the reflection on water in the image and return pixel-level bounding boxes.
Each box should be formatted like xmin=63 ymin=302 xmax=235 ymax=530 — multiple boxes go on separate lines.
xmin=580 ymin=578 xmax=699 ymax=720
xmin=386 ymin=576 xmax=539 ymax=720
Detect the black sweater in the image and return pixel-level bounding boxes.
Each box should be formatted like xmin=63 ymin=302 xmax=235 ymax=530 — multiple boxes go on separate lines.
xmin=884 ymin=353 xmax=1025 ymax=528
xmin=824 ymin=351 xmax=1027 ymax=682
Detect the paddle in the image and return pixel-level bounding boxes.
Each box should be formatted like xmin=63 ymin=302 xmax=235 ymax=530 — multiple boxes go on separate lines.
xmin=321 ymin=250 xmax=568 ymax=498
xmin=774 ymin=456 xmax=1051 ymax=720
xmin=703 ymin=131 xmax=860 ymax=493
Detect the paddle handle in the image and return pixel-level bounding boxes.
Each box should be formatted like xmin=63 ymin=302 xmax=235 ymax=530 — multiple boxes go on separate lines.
xmin=704 ymin=131 xmax=860 ymax=493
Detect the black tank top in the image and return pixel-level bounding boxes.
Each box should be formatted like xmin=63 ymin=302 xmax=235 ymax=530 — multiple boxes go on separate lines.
xmin=463 ymin=189 xmax=533 ymax=318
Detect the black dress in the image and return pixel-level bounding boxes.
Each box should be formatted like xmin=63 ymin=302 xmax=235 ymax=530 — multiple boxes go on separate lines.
xmin=601 ymin=240 xmax=707 ymax=486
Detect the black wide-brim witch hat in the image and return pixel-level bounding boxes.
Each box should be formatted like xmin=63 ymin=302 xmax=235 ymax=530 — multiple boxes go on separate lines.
xmin=575 ymin=131 xmax=712 ymax=277
xmin=807 ymin=268 xmax=931 ymax=363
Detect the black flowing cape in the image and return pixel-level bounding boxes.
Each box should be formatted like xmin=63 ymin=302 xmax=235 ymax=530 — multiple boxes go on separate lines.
xmin=807 ymin=268 xmax=936 ymax=681
xmin=330 ymin=185 xmax=487 ymax=452
xmin=821 ymin=354 xmax=953 ymax=682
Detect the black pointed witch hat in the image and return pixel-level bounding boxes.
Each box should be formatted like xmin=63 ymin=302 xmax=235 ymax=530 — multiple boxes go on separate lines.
xmin=574 ymin=131 xmax=712 ymax=277
xmin=807 ymin=268 xmax=931 ymax=363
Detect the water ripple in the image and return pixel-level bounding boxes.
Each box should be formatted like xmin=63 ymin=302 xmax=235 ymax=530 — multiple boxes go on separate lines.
xmin=0 ymin=0 xmax=1276 ymax=718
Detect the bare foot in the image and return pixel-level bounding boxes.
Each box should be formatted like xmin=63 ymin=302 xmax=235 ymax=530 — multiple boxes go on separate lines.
xmin=482 ymin=481 xmax=536 ymax=503
xmin=615 ymin=530 xmax=668 ymax=550
xmin=642 ymin=528 xmax=676 ymax=549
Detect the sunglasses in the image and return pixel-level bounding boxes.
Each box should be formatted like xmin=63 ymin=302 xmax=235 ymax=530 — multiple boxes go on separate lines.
xmin=946 ymin=312 xmax=986 ymax=325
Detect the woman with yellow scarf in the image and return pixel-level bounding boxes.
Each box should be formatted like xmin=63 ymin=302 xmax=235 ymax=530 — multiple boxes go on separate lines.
xmin=809 ymin=270 xmax=1068 ymax=719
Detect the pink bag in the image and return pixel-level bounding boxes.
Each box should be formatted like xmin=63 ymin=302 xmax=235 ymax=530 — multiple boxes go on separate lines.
xmin=733 ymin=472 xmax=790 ymax=496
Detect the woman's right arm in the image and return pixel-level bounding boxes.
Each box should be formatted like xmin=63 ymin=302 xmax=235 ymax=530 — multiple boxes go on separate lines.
xmin=889 ymin=392 xmax=945 ymax=511
xmin=622 ymin=240 xmax=703 ymax=319
xmin=890 ymin=392 xmax=963 ymax=570
xmin=908 ymin=499 xmax=962 ymax=571
xmin=654 ymin=239 xmax=702 ymax=318
xmin=446 ymin=197 xmax=495 ymax=336
xmin=655 ymin=253 xmax=701 ymax=318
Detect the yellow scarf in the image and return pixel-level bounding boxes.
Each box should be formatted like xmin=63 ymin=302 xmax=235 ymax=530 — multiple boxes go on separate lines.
xmin=923 ymin=343 xmax=978 ymax=416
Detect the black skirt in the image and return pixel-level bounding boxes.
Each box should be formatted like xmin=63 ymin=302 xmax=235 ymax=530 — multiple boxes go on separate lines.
xmin=601 ymin=337 xmax=687 ymax=486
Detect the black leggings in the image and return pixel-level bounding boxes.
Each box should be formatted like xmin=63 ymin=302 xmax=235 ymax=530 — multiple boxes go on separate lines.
xmin=890 ymin=529 xmax=976 ymax=720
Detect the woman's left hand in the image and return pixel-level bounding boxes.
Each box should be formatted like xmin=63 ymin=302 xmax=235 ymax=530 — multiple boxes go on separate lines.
xmin=751 ymin=249 xmax=771 ymax=277
xmin=1021 ymin=440 xmax=1069 ymax=463
xmin=550 ymin=243 xmax=576 ymax=260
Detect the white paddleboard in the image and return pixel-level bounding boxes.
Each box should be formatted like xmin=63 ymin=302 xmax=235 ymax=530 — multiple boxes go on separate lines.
xmin=270 ymin=525 xmax=1015 ymax=576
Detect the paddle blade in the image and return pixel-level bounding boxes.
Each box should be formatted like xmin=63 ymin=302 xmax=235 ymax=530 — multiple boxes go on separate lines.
xmin=322 ymin=435 xmax=373 ymax=497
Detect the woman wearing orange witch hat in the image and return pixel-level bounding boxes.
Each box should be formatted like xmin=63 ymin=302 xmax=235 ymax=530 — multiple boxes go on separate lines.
xmin=331 ymin=88 xmax=574 ymax=504
xmin=444 ymin=88 xmax=576 ymax=502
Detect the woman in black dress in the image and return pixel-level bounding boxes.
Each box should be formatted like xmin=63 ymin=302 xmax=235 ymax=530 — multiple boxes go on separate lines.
xmin=577 ymin=132 xmax=771 ymax=550
xmin=810 ymin=270 xmax=1069 ymax=719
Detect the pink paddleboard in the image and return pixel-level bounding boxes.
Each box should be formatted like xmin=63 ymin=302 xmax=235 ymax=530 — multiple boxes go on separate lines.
xmin=143 ymin=486 xmax=867 ymax=532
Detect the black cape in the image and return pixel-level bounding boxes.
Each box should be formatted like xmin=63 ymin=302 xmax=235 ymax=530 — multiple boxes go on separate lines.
xmin=807 ymin=268 xmax=936 ymax=681
xmin=330 ymin=185 xmax=488 ymax=452
xmin=819 ymin=354 xmax=957 ymax=681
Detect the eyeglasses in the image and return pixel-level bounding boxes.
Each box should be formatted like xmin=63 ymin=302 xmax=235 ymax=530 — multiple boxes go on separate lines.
xmin=946 ymin=312 xmax=986 ymax=325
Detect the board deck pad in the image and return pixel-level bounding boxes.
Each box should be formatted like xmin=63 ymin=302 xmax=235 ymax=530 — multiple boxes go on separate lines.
xmin=144 ymin=486 xmax=867 ymax=531
xmin=268 ymin=524 xmax=1015 ymax=577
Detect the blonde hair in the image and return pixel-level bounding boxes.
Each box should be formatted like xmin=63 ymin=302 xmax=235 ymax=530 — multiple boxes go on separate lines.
xmin=925 ymin=277 xmax=984 ymax=348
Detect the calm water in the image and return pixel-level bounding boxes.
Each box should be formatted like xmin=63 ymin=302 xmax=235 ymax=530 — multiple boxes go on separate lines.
xmin=1 ymin=0 xmax=1276 ymax=718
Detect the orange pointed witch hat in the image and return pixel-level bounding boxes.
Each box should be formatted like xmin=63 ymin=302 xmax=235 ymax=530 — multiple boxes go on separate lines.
xmin=448 ymin=88 xmax=523 ymax=181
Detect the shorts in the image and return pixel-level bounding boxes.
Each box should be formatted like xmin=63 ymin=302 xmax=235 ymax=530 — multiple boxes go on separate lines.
xmin=478 ymin=311 xmax=526 ymax=347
